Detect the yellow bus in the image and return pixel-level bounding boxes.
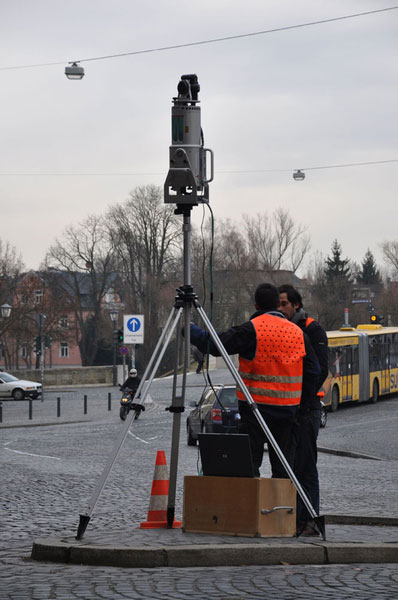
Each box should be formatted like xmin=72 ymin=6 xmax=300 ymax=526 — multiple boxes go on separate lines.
xmin=323 ymin=324 xmax=398 ymax=412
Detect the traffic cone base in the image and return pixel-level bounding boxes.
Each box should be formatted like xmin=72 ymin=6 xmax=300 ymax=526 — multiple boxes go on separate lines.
xmin=140 ymin=450 xmax=182 ymax=529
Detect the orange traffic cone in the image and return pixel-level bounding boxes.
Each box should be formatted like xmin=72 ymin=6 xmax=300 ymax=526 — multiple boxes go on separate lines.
xmin=140 ymin=450 xmax=182 ymax=529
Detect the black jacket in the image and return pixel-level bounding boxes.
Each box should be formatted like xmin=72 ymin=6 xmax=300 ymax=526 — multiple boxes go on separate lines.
xmin=121 ymin=376 xmax=141 ymax=393
xmin=292 ymin=309 xmax=328 ymax=409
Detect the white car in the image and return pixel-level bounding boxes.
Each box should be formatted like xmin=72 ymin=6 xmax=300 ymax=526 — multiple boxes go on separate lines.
xmin=0 ymin=372 xmax=42 ymax=400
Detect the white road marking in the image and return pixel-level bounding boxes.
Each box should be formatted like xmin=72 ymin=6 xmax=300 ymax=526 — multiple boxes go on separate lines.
xmin=3 ymin=440 xmax=61 ymax=460
xmin=5 ymin=448 xmax=61 ymax=460
xmin=128 ymin=430 xmax=149 ymax=444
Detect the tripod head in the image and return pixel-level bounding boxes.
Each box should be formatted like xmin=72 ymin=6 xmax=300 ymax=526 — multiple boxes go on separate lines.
xmin=164 ymin=74 xmax=214 ymax=206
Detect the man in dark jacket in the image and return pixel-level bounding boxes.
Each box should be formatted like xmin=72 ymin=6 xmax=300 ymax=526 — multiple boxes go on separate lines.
xmin=121 ymin=368 xmax=141 ymax=394
xmin=278 ymin=284 xmax=328 ymax=536
xmin=190 ymin=283 xmax=320 ymax=479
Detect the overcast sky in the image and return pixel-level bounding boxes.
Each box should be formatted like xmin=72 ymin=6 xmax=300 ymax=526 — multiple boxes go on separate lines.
xmin=1 ymin=0 xmax=397 ymax=273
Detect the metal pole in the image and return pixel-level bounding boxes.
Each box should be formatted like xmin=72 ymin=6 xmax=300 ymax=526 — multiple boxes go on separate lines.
xmin=112 ymin=331 xmax=117 ymax=387
xmin=167 ymin=209 xmax=192 ymax=528
xmin=122 ymin=353 xmax=126 ymax=382
xmin=29 ymin=399 xmax=33 ymax=420
xmin=0 ymin=401 xmax=2 ymax=423
xmin=39 ymin=313 xmax=46 ymax=402
xmin=131 ymin=344 xmax=136 ymax=369
xmin=108 ymin=392 xmax=111 ymax=411
xmin=57 ymin=397 xmax=61 ymax=418
xmin=84 ymin=395 xmax=87 ymax=415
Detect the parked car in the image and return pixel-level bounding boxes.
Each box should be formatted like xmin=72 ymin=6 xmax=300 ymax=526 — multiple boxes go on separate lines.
xmin=186 ymin=384 xmax=240 ymax=446
xmin=0 ymin=372 xmax=42 ymax=400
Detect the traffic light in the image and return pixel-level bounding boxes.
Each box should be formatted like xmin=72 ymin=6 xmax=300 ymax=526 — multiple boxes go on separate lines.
xmin=44 ymin=335 xmax=52 ymax=349
xmin=370 ymin=313 xmax=384 ymax=324
xmin=113 ymin=329 xmax=124 ymax=345
xmin=34 ymin=336 xmax=42 ymax=355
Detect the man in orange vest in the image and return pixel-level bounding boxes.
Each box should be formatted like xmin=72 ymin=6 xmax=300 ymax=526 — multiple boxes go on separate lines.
xmin=278 ymin=284 xmax=328 ymax=536
xmin=190 ymin=283 xmax=320 ymax=479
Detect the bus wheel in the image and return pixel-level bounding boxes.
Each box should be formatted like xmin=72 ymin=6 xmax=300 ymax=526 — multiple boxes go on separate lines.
xmin=371 ymin=379 xmax=379 ymax=403
xmin=331 ymin=386 xmax=339 ymax=412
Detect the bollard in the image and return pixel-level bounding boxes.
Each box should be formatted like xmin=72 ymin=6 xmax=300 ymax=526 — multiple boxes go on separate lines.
xmin=0 ymin=402 xmax=2 ymax=423
xmin=29 ymin=399 xmax=33 ymax=420
xmin=108 ymin=392 xmax=112 ymax=411
xmin=57 ymin=397 xmax=61 ymax=418
xmin=84 ymin=394 xmax=87 ymax=415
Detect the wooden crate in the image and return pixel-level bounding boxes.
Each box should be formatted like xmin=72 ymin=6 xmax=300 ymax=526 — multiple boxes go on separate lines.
xmin=183 ymin=475 xmax=296 ymax=537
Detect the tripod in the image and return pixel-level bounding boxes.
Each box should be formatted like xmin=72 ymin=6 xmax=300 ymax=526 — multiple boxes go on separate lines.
xmin=76 ymin=203 xmax=326 ymax=541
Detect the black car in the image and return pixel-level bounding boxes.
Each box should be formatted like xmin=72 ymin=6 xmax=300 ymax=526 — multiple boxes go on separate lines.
xmin=186 ymin=385 xmax=240 ymax=446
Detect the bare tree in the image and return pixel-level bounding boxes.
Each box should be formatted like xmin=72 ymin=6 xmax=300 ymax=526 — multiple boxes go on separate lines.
xmin=381 ymin=241 xmax=398 ymax=276
xmin=106 ymin=185 xmax=181 ymax=365
xmin=45 ymin=215 xmax=117 ymax=366
xmin=0 ymin=239 xmax=25 ymax=368
xmin=245 ymin=208 xmax=310 ymax=273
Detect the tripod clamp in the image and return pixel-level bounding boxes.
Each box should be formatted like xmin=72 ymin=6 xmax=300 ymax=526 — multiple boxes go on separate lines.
xmin=174 ymin=285 xmax=198 ymax=308
xmin=166 ymin=405 xmax=185 ymax=414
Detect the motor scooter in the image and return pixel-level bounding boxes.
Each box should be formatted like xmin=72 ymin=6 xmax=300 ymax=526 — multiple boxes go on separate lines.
xmin=119 ymin=386 xmax=145 ymax=421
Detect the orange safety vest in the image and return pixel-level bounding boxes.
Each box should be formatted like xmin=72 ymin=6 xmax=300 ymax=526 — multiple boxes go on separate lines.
xmin=237 ymin=314 xmax=305 ymax=407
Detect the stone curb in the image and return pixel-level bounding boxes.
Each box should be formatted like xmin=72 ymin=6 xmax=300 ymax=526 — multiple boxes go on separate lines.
xmin=30 ymin=538 xmax=398 ymax=568
xmin=318 ymin=446 xmax=383 ymax=461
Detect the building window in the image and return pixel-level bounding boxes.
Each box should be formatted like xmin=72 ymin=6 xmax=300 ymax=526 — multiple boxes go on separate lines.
xmin=59 ymin=316 xmax=69 ymax=329
xmin=34 ymin=290 xmax=43 ymax=304
xmin=60 ymin=342 xmax=69 ymax=358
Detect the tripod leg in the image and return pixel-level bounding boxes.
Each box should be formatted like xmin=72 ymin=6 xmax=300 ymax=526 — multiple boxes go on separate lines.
xmin=76 ymin=305 xmax=183 ymax=540
xmin=166 ymin=303 xmax=191 ymax=527
xmin=194 ymin=302 xmax=325 ymax=540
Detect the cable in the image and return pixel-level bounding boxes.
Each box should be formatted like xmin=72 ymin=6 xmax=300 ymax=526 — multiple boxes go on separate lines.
xmin=0 ymin=159 xmax=396 ymax=177
xmin=1 ymin=7 xmax=396 ymax=71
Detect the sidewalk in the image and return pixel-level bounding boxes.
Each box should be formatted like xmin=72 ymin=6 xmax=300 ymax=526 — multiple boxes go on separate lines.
xmin=31 ymin=514 xmax=398 ymax=568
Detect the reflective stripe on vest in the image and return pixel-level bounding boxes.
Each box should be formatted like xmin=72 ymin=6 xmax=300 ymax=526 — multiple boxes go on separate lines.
xmin=237 ymin=314 xmax=305 ymax=406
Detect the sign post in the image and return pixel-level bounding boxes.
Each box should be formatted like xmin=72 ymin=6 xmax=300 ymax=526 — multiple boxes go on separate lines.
xmin=120 ymin=346 xmax=128 ymax=381
xmin=124 ymin=315 xmax=144 ymax=369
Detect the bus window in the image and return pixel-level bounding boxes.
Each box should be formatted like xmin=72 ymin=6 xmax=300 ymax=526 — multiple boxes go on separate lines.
xmin=369 ymin=336 xmax=382 ymax=372
xmin=329 ymin=348 xmax=342 ymax=378
xmin=391 ymin=333 xmax=398 ymax=369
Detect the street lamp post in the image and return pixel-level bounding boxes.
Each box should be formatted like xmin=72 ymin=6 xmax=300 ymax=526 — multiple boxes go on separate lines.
xmin=109 ymin=309 xmax=119 ymax=386
xmin=39 ymin=314 xmax=46 ymax=401
xmin=0 ymin=304 xmax=12 ymax=369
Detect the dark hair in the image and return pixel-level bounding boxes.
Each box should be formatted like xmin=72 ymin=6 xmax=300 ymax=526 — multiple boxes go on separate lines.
xmin=254 ymin=283 xmax=279 ymax=311
xmin=278 ymin=284 xmax=303 ymax=308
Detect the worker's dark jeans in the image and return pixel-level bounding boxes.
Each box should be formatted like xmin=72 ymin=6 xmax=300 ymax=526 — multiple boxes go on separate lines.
xmin=294 ymin=408 xmax=321 ymax=524
xmin=238 ymin=401 xmax=298 ymax=478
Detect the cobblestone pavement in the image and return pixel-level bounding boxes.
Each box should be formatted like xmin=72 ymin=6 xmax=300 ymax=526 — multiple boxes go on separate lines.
xmin=1 ymin=370 xmax=398 ymax=598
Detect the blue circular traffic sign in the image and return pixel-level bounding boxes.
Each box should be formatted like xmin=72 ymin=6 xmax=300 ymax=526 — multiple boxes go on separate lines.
xmin=120 ymin=346 xmax=128 ymax=355
xmin=127 ymin=317 xmax=141 ymax=332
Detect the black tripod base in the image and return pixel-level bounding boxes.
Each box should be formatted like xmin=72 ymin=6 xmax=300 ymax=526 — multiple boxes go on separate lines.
xmin=314 ymin=515 xmax=326 ymax=540
xmin=76 ymin=514 xmax=90 ymax=540
xmin=295 ymin=515 xmax=326 ymax=540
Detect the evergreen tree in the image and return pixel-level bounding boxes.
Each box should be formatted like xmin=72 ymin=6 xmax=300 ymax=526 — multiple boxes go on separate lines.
xmin=325 ymin=240 xmax=351 ymax=282
xmin=357 ymin=249 xmax=382 ymax=285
